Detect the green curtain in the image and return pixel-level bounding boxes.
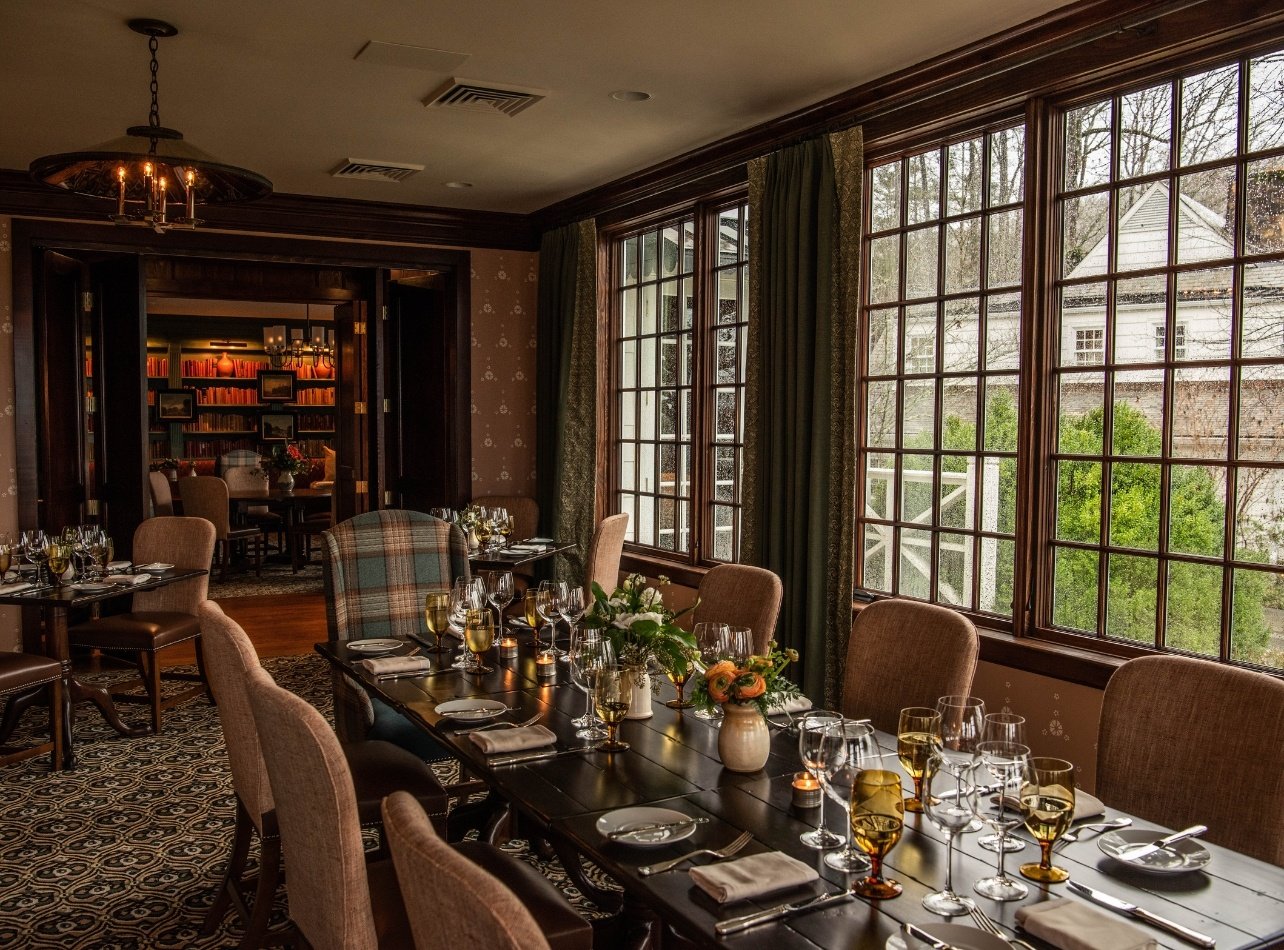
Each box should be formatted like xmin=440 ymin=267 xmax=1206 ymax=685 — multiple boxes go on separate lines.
xmin=536 ymin=219 xmax=598 ymax=582
xmin=743 ymin=128 xmax=862 ymax=705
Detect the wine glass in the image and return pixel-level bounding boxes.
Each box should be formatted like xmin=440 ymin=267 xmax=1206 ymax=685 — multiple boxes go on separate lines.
xmin=561 ymin=585 xmax=586 ymax=662
xmin=973 ymin=740 xmax=1031 ymax=901
xmin=922 ymin=753 xmax=981 ymax=916
xmin=87 ymin=528 xmax=109 ymax=580
xmin=485 ymin=570 xmax=515 ymax=637
xmin=46 ymin=541 xmax=71 ymax=587
xmin=523 ymin=590 xmax=543 ymax=651
xmin=692 ymin=622 xmax=729 ymax=721
xmin=0 ymin=540 xmax=13 ymax=581
xmin=1019 ymin=757 xmax=1076 ymax=883
xmin=663 ymin=648 xmax=697 ymax=710
xmin=850 ymin=764 xmax=905 ymax=899
xmin=498 ymin=512 xmax=515 ymax=546
xmin=797 ymin=709 xmax=844 ymax=849
xmin=978 ymin=713 xmax=1027 ymax=854
xmin=723 ymin=626 xmax=753 ymax=665
xmin=535 ymin=582 xmax=562 ymax=656
xmin=897 ymin=706 xmax=942 ymax=813
xmin=569 ymin=628 xmax=612 ymax=739
xmin=423 ymin=590 xmax=451 ymax=652
xmin=936 ymin=694 xmax=986 ymax=832
xmin=819 ymin=719 xmax=879 ymax=873
xmin=593 ymin=665 xmax=631 ymax=752
xmin=450 ymin=577 xmax=484 ymax=669
xmin=463 ymin=608 xmax=495 ymax=675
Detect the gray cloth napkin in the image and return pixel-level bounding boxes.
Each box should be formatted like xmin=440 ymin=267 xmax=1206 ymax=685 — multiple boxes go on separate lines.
xmin=689 ymin=851 xmax=819 ymax=904
xmin=357 ymin=655 xmax=431 ymax=676
xmin=766 ymin=696 xmax=813 ymax=715
xmin=1017 ymin=898 xmax=1158 ymax=950
xmin=105 ymin=574 xmax=150 ymax=586
xmin=1074 ymin=789 xmax=1105 ymax=820
xmin=470 ymin=724 xmax=557 ymax=754
xmin=0 ymin=581 xmax=34 ymax=594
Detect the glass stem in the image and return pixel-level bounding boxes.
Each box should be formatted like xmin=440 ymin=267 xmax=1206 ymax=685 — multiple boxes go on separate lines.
xmin=845 ymin=806 xmax=855 ymax=856
xmin=869 ymin=852 xmax=883 ymax=883
xmin=1039 ymin=839 xmax=1054 ymax=871
xmin=583 ymin=688 xmax=594 ymax=722
xmin=912 ymin=775 xmax=923 ymax=807
xmin=944 ymin=832 xmax=955 ymax=894
xmin=814 ymin=774 xmax=829 ymax=835
xmin=997 ymin=829 xmax=1008 ymax=878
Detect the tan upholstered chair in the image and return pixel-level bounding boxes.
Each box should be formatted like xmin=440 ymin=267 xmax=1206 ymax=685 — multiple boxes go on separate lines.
xmin=839 ymin=598 xmax=979 ymax=733
xmin=474 ymin=494 xmax=540 ymax=541
xmin=0 ymin=652 xmax=63 ymax=770
xmin=584 ymin=512 xmax=629 ymax=599
xmin=149 ymin=471 xmax=175 ymax=517
xmin=222 ymin=464 xmax=283 ymax=551
xmin=68 ymin=517 xmax=216 ymax=733
xmin=384 ymin=792 xmax=593 ymax=950
xmin=181 ymin=475 xmax=262 ymax=578
xmin=693 ymin=564 xmax=784 ymax=654
xmin=1097 ymin=655 xmax=1284 ymax=866
xmin=199 ymin=602 xmax=449 ymax=947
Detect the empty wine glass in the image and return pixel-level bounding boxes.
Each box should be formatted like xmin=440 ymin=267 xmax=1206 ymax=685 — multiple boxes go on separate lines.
xmin=723 ymin=626 xmax=753 ymax=665
xmin=798 ymin=709 xmax=844 ymax=850
xmin=560 ymin=585 xmax=587 ymax=663
xmin=485 ymin=570 xmax=515 ymax=637
xmin=922 ymin=753 xmax=981 ymax=916
xmin=978 ymin=712 xmax=1027 ymax=854
xmin=974 ymin=740 xmax=1031 ymax=901
xmin=536 ymin=581 xmax=563 ymax=656
xmin=569 ymin=628 xmax=612 ymax=739
xmin=937 ymin=694 xmax=986 ymax=832
xmin=819 ymin=718 xmax=879 ymax=873
xmin=692 ymin=622 xmax=728 ymax=721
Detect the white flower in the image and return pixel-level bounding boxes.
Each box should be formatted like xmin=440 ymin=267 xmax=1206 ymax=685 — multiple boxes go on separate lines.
xmin=624 ymin=573 xmax=646 ymax=591
xmin=614 ymin=611 xmax=665 ymax=630
xmin=640 ymin=587 xmax=662 ymax=607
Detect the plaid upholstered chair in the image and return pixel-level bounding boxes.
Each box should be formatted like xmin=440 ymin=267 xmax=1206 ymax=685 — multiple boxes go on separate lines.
xmin=692 ymin=564 xmax=783 ymax=655
xmin=322 ymin=510 xmax=468 ymax=749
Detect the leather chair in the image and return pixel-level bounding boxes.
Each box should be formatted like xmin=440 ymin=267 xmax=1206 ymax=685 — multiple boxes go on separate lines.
xmin=584 ymin=512 xmax=629 ymax=599
xmin=692 ymin=564 xmax=783 ymax=654
xmin=839 ymin=598 xmax=979 ymax=733
xmin=0 ymin=652 xmax=63 ymax=771
xmin=149 ymin=471 xmax=175 ymax=517
xmin=384 ymin=791 xmax=592 ymax=950
xmin=181 ymin=475 xmax=263 ymax=579
xmin=199 ymin=601 xmax=449 ymax=948
xmin=1097 ymin=655 xmax=1284 ymax=866
xmin=68 ymin=517 xmax=216 ymax=734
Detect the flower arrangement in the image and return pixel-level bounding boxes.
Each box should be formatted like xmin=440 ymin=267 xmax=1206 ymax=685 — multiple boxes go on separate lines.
xmin=691 ymin=641 xmax=801 ymax=716
xmin=582 ymin=573 xmax=697 ymax=674
xmin=259 ymin=442 xmax=309 ymax=476
xmin=151 ymin=457 xmax=180 ymax=472
xmin=456 ymin=504 xmax=489 ymax=531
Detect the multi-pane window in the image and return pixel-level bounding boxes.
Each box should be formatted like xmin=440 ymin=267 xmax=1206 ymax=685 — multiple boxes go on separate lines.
xmin=1075 ymin=329 xmax=1106 ymax=365
xmin=1154 ymin=324 xmax=1187 ymax=360
xmin=861 ymin=125 xmax=1025 ymax=617
xmin=611 ymin=199 xmax=749 ymax=564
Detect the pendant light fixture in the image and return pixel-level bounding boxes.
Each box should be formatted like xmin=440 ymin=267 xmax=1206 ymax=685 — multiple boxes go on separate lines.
xmin=29 ymin=18 xmax=271 ymax=232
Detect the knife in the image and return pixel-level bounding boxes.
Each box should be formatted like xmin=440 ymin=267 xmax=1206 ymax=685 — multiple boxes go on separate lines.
xmin=606 ymin=817 xmax=708 ymax=840
xmin=713 ymin=891 xmax=851 ymax=936
xmin=1116 ymin=824 xmax=1207 ymax=862
xmin=902 ymin=922 xmax=963 ymax=949
xmin=489 ymin=746 xmax=593 ymax=766
xmin=1067 ymin=880 xmax=1216 ymax=947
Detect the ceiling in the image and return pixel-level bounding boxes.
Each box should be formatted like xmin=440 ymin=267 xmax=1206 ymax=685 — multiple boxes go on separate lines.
xmin=1 ymin=0 xmax=1072 ymax=215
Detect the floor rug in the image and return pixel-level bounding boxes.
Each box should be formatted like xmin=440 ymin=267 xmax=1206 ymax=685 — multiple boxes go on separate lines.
xmin=206 ymin=562 xmax=325 ymax=599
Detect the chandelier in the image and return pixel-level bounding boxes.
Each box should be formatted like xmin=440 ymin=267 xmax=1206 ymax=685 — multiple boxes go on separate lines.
xmin=29 ymin=19 xmax=271 ymax=232
xmin=264 ymin=306 xmax=334 ymax=371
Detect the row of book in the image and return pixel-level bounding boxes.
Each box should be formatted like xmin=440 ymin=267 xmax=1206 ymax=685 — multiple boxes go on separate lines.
xmin=181 ymin=357 xmax=269 ymax=379
xmin=293 ymin=388 xmax=335 ymax=406
xmin=180 ymin=414 xmax=255 ymax=433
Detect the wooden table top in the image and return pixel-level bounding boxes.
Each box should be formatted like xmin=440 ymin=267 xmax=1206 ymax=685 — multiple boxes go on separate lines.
xmin=469 ymin=540 xmax=577 ymax=570
xmin=0 ymin=567 xmax=206 ymax=608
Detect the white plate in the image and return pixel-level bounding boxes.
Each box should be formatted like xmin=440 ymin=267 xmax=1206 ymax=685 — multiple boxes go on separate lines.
xmin=345 ymin=638 xmax=405 ymax=655
xmin=886 ymin=923 xmax=1010 ymax=950
xmin=107 ymin=560 xmax=131 ymax=571
xmin=138 ymin=562 xmax=174 ymax=572
xmin=527 ymin=537 xmax=555 ymax=544
xmin=1099 ymin=828 xmax=1212 ymax=874
xmin=71 ymin=582 xmax=114 ymax=592
xmin=595 ymin=807 xmax=699 ymax=847
xmin=434 ymin=699 xmax=509 ymax=721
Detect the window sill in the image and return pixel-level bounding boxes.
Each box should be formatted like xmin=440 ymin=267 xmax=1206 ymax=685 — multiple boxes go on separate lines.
xmin=619 ymin=551 xmax=709 ymax=590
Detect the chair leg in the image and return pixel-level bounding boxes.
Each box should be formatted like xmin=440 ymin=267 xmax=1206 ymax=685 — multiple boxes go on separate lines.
xmin=49 ymin=676 xmax=64 ymax=772
xmin=195 ymin=636 xmax=215 ymax=707
xmin=240 ymin=831 xmax=283 ymax=950
xmin=204 ymin=797 xmax=254 ymax=935
xmin=0 ymin=687 xmax=42 ymax=743
xmin=148 ymin=651 xmax=163 ymax=734
xmin=254 ymin=536 xmax=262 ymax=577
xmin=219 ymin=540 xmax=230 ymax=580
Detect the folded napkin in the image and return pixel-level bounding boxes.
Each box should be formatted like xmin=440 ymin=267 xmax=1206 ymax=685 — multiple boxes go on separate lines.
xmin=689 ymin=851 xmax=819 ymax=904
xmin=106 ymin=574 xmax=150 ymax=586
xmin=766 ymin=695 xmax=814 ymax=715
xmin=1017 ymin=898 xmax=1158 ymax=950
xmin=106 ymin=561 xmax=131 ymax=571
xmin=357 ymin=655 xmax=431 ymax=676
xmin=0 ymin=581 xmax=34 ymax=594
xmin=136 ymin=563 xmax=170 ymax=571
xmin=470 ymin=724 xmax=557 ymax=755
xmin=508 ymin=543 xmax=549 ymax=552
xmin=1074 ymin=789 xmax=1105 ymax=820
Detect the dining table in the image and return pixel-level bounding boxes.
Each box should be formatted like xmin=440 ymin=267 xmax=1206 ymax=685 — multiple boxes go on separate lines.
xmin=315 ymin=630 xmax=1284 ymax=949
xmin=228 ymin=487 xmax=331 ymax=568
xmin=469 ymin=539 xmax=577 ymax=572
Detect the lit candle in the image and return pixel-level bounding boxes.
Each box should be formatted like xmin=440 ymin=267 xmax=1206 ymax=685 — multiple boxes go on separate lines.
xmin=184 ymin=168 xmax=196 ymax=222
xmin=499 ymin=636 xmax=518 ymax=659
xmin=791 ymin=771 xmax=822 ymax=808
xmin=116 ymin=166 xmax=127 ymax=216
xmin=143 ymin=161 xmax=153 ymax=211
xmin=157 ymin=176 xmax=167 ymax=223
xmin=536 ymin=653 xmax=557 ymax=680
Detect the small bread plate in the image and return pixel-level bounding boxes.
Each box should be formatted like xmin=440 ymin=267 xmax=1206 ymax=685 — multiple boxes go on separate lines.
xmin=345 ymin=638 xmax=406 ymax=656
xmin=527 ymin=537 xmax=556 ymax=544
xmin=71 ymin=581 xmax=115 ymax=592
xmin=886 ymin=923 xmax=1010 ymax=950
xmin=435 ymin=699 xmax=509 ymax=722
xmin=1099 ymin=828 xmax=1212 ymax=874
xmin=138 ymin=562 xmax=175 ymax=573
xmin=596 ymin=807 xmax=699 ymax=847
xmin=106 ymin=560 xmax=131 ymax=571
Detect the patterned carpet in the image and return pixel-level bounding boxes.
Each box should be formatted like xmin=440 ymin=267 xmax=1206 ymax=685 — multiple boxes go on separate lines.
xmin=0 ymin=655 xmax=616 ymax=948
xmin=206 ymin=562 xmax=324 ymax=599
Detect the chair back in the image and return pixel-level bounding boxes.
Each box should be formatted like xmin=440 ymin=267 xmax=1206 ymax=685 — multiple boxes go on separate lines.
xmin=839 ymin=598 xmax=978 ymax=733
xmin=693 ymin=564 xmax=783 ymax=654
xmin=585 ymin=513 xmax=629 ymax=598
xmin=382 ymin=791 xmax=551 ymax=950
xmin=179 ymin=475 xmax=233 ymax=538
xmin=148 ymin=472 xmax=174 ymax=517
xmin=198 ymin=600 xmax=274 ymax=830
xmin=131 ymin=517 xmax=215 ymax=614
xmin=1097 ymin=655 xmax=1284 ymax=865
xmin=321 ymin=509 xmax=469 ymax=642
xmin=246 ymin=667 xmax=380 ymax=950
xmin=223 ymin=465 xmax=268 ymax=497
xmin=474 ymin=494 xmax=539 ymax=541
xmin=218 ymin=449 xmax=262 ymax=474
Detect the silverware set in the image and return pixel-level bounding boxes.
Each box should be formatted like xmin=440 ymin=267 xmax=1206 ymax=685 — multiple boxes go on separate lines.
xmin=637 ymin=830 xmax=753 ymax=876
xmin=1054 ymin=815 xmax=1132 ymax=849
xmin=455 ymin=713 xmax=541 ymax=736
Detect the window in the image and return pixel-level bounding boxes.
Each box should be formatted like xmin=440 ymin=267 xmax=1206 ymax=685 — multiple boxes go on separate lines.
xmin=611 ymin=199 xmax=749 ymax=564
xmin=1153 ymin=324 xmax=1187 ymax=360
xmin=1074 ymin=328 xmax=1105 ymax=365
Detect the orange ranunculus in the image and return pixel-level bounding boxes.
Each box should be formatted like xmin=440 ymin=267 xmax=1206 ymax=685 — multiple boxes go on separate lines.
xmin=707 ymin=668 xmax=737 ymax=703
xmin=747 ymin=654 xmax=772 ymax=674
xmin=704 ymin=660 xmax=736 ymax=681
xmin=735 ymin=671 xmax=767 ymax=699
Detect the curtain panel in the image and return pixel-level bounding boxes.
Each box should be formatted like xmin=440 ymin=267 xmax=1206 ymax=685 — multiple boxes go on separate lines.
xmin=743 ymin=128 xmax=862 ymax=704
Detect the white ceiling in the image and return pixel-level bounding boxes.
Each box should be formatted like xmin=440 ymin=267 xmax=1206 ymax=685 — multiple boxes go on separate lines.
xmin=1 ymin=0 xmax=1072 ymax=214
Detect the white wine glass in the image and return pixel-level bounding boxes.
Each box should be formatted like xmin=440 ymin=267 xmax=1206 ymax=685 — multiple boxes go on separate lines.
xmin=692 ymin=622 xmax=729 ymax=721
xmin=797 ymin=709 xmax=844 ymax=849
xmin=974 ymin=740 xmax=1031 ymax=901
xmin=424 ymin=590 xmax=451 ymax=652
xmin=897 ymin=706 xmax=941 ymax=814
xmin=463 ymin=609 xmax=495 ymax=675
xmin=978 ymin=712 xmax=1027 ymax=854
xmin=818 ymin=719 xmax=879 ymax=873
xmin=569 ymin=629 xmax=612 ymax=739
xmin=485 ymin=570 xmax=515 ymax=637
xmin=922 ymin=753 xmax=981 ymax=916
xmin=1019 ymin=757 xmax=1075 ymax=883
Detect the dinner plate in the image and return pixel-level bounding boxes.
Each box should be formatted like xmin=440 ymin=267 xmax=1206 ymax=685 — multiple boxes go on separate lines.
xmin=434 ymin=699 xmax=508 ymax=721
xmin=595 ymin=807 xmax=698 ymax=847
xmin=71 ymin=582 xmax=114 ymax=592
xmin=138 ymin=562 xmax=174 ymax=572
xmin=345 ymin=638 xmax=405 ymax=655
xmin=885 ymin=923 xmax=1010 ymax=950
xmin=526 ymin=537 xmax=555 ymax=544
xmin=1099 ymin=828 xmax=1212 ymax=874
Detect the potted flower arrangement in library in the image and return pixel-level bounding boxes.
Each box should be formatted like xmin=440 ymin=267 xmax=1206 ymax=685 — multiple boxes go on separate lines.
xmin=152 ymin=458 xmax=181 ymax=482
xmin=692 ymin=642 xmax=801 ymax=773
xmin=582 ymin=573 xmax=696 ymax=720
xmin=259 ymin=442 xmax=309 ymax=492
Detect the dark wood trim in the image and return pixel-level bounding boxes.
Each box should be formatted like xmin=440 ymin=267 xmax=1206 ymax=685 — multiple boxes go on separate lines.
xmin=620 ymin=551 xmax=708 ymax=591
xmin=0 ymin=169 xmax=537 ymax=251
xmin=976 ymin=628 xmax=1120 ymax=691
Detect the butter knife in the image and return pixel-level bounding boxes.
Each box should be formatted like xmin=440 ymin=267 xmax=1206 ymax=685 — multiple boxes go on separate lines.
xmin=606 ymin=817 xmax=708 ymax=840
xmin=1115 ymin=824 xmax=1207 ymax=861
xmin=714 ymin=891 xmax=851 ymax=936
xmin=1066 ymin=880 xmax=1216 ymax=947
xmin=902 ymin=922 xmax=963 ymax=949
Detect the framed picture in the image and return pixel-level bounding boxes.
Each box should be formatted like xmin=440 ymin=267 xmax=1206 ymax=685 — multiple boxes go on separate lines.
xmin=260 ymin=413 xmax=295 ymax=441
xmin=258 ymin=369 xmax=296 ymax=403
xmin=155 ymin=389 xmax=196 ymax=421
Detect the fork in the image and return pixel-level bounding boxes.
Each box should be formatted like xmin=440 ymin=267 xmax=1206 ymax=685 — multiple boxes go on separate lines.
xmin=969 ymin=904 xmax=1039 ymax=950
xmin=1055 ymin=817 xmax=1132 ymax=850
xmin=637 ymin=830 xmax=753 ymax=876
xmin=455 ymin=713 xmax=541 ymax=736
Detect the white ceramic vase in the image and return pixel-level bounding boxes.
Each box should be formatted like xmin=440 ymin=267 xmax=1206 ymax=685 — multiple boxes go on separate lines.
xmin=718 ymin=702 xmax=770 ymax=772
xmin=277 ymin=471 xmax=294 ymax=491
xmin=625 ymin=667 xmax=653 ymax=719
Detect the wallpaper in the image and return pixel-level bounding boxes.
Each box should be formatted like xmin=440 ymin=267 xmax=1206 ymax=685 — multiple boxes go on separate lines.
xmin=469 ymin=248 xmax=538 ymax=500
xmin=0 ymin=218 xmax=17 ymax=650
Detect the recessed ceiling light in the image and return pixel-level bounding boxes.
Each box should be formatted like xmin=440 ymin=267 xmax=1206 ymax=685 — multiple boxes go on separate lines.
xmin=610 ymin=90 xmax=652 ymax=102
xmin=444 ymin=181 xmax=474 ymax=189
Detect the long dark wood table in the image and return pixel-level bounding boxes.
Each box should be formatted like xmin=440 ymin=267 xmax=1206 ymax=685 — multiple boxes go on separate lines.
xmin=469 ymin=539 xmax=577 ymax=572
xmin=316 ymin=633 xmax=1284 ymax=948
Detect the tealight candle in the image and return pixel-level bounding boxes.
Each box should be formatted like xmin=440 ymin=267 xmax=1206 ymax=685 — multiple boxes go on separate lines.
xmin=792 ymin=771 xmax=822 ymax=809
xmin=499 ymin=637 xmax=518 ymax=659
xmin=536 ymin=653 xmax=557 ymax=680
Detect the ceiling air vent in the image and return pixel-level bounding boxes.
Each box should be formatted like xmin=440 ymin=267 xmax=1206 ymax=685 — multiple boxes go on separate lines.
xmin=330 ymin=159 xmax=424 ymax=183
xmin=422 ymin=78 xmax=546 ymax=117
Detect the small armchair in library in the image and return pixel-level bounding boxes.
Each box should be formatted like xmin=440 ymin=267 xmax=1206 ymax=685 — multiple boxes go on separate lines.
xmin=182 ymin=475 xmax=264 ymax=579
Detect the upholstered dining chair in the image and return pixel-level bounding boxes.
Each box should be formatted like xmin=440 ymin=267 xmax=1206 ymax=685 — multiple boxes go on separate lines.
xmin=199 ymin=601 xmax=449 ymax=948
xmin=692 ymin=564 xmax=783 ymax=654
xmin=839 ymin=598 xmax=979 ymax=734
xmin=383 ymin=791 xmax=593 ymax=950
xmin=0 ymin=652 xmax=63 ymax=771
xmin=68 ymin=517 xmax=216 ymax=734
xmin=221 ymin=463 xmax=283 ymax=552
xmin=584 ymin=512 xmax=629 ymax=599
xmin=148 ymin=471 xmax=175 ymax=517
xmin=473 ymin=493 xmax=540 ymax=541
xmin=180 ymin=475 xmax=263 ymax=579
xmin=1097 ymin=655 xmax=1284 ymax=866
